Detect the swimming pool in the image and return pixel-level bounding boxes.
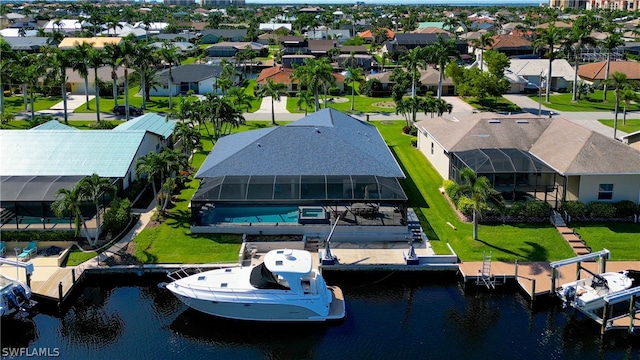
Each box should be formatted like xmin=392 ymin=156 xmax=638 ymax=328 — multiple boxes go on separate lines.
xmin=202 ymin=206 xmax=300 ymax=224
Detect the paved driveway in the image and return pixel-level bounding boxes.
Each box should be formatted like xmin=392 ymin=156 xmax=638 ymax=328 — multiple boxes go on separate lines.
xmin=254 ymin=96 xmax=289 ymax=114
xmin=38 ymin=94 xmax=95 ymax=114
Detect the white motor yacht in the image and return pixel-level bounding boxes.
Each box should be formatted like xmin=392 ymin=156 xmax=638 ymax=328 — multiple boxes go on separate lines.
xmin=0 ymin=274 xmax=35 ymax=317
xmin=165 ymin=249 xmax=345 ymax=322
xmin=557 ymin=271 xmax=634 ymax=311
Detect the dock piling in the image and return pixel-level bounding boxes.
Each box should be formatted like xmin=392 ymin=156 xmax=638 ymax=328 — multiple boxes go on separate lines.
xmin=72 ymin=269 xmax=76 ymax=283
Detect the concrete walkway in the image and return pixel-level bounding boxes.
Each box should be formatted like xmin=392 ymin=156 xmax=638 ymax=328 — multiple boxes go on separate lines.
xmin=38 ymin=94 xmax=95 ymax=114
xmin=254 ymin=96 xmax=288 ymax=114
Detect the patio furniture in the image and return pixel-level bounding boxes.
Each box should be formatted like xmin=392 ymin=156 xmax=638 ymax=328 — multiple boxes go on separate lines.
xmin=0 ymin=241 xmax=5 ymax=257
xmin=18 ymin=241 xmax=37 ymax=261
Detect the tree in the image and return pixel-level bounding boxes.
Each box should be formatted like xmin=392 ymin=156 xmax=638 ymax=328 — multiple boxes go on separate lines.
xmin=566 ymin=14 xmax=597 ymax=102
xmin=292 ymin=58 xmax=335 ymax=111
xmin=620 ymin=86 xmax=639 ymax=126
xmin=256 ymin=78 xmax=287 ymax=125
xmin=173 ymin=121 xmax=201 ymax=160
xmin=534 ymin=23 xmax=566 ymax=102
xmin=606 ymin=71 xmax=633 ymax=140
xmin=395 ymin=96 xmax=426 ymax=126
xmin=103 ymin=43 xmax=122 ymax=106
xmin=345 ymin=67 xmax=364 ymax=111
xmin=400 ymin=46 xmax=427 ymax=99
xmin=87 ymin=47 xmax=104 ymax=122
xmin=158 ymin=43 xmax=182 ymax=109
xmin=136 ymin=152 xmax=162 ymax=207
xmin=71 ymin=41 xmax=93 ymax=110
xmin=426 ymin=36 xmax=459 ymax=99
xmin=600 ymin=31 xmax=623 ymax=102
xmin=133 ymin=41 xmax=156 ymax=108
xmin=118 ymin=37 xmax=136 ymax=120
xmin=296 ymin=89 xmax=314 ymax=116
xmin=474 ymin=32 xmax=494 ymax=71
xmin=22 ymin=53 xmax=46 ymax=121
xmin=51 ymin=187 xmax=92 ymax=245
xmin=226 ymin=86 xmax=255 ymax=112
xmin=78 ymin=174 xmax=117 ymax=245
xmin=0 ymin=38 xmax=13 ymax=115
xmin=451 ymin=168 xmax=504 ymax=240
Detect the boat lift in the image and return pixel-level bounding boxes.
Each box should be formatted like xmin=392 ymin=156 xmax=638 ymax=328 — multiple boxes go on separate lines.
xmin=602 ymin=287 xmax=640 ymax=334
xmin=549 ymin=249 xmax=611 ymax=295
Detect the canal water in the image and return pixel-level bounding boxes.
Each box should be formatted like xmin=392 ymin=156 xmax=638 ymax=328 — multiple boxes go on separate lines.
xmin=1 ymin=273 xmax=638 ymax=359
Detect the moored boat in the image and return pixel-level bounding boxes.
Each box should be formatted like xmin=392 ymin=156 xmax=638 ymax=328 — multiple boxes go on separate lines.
xmin=164 ymin=249 xmax=345 ymax=322
xmin=556 ymin=271 xmax=634 ymax=311
xmin=0 ymin=274 xmax=35 ymax=317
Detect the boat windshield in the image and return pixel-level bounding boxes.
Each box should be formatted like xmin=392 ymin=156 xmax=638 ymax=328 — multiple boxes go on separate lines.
xmin=249 ymin=263 xmax=290 ymax=290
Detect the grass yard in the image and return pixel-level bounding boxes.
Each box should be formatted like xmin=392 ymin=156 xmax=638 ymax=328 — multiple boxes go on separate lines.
xmin=2 ymin=96 xmax=62 ymax=115
xmin=244 ymin=80 xmax=262 ymax=112
xmin=374 ymin=121 xmax=575 ymax=262
xmin=74 ymin=86 xmax=198 ymax=114
xmin=571 ymin=223 xmax=640 ymax=260
xmin=527 ymin=90 xmax=640 ymax=112
xmin=1 ymin=119 xmax=124 ymax=130
xmin=65 ymin=246 xmax=98 ymax=266
xmin=131 ymin=122 xmax=273 ymax=263
xmin=286 ymin=95 xmax=398 ymax=114
xmin=464 ymin=96 xmax=521 ymax=113
xmin=598 ymin=119 xmax=640 ymax=134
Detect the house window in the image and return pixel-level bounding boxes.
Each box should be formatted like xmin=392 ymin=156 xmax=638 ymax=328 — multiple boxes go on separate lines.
xmin=431 ymin=142 xmax=434 ymax=155
xmin=598 ymin=184 xmax=613 ymax=200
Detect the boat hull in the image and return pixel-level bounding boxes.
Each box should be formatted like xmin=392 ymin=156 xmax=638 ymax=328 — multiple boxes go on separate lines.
xmin=557 ymin=271 xmax=634 ymax=312
xmin=171 ymin=286 xmax=345 ymax=322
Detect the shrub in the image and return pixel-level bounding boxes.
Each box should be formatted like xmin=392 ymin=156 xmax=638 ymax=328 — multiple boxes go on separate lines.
xmin=90 ymin=121 xmax=117 ymax=129
xmin=328 ymin=86 xmax=341 ymax=96
xmin=614 ymin=200 xmax=638 ymax=217
xmin=410 ymin=139 xmax=417 ymax=148
xmin=103 ymin=198 xmax=132 ymax=235
xmin=456 ymin=196 xmax=474 ymax=217
xmin=507 ymin=201 xmax=527 ymax=217
xmin=522 ymin=201 xmax=551 ymax=217
xmin=588 ymin=201 xmax=616 ymax=218
xmin=1 ymin=231 xmax=76 ymax=242
xmin=443 ymin=180 xmax=458 ymax=201
xmin=562 ymin=201 xmax=587 ymax=218
xmin=402 ymin=126 xmax=417 ymax=136
xmin=360 ymin=78 xmax=385 ymax=97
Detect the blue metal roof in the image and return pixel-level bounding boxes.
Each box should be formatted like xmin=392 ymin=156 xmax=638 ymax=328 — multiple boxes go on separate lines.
xmin=196 ymin=108 xmax=405 ymax=179
xmin=114 ymin=113 xmax=176 ymax=139
xmin=30 ymin=120 xmax=78 ymax=131
xmin=0 ymin=130 xmax=145 ymax=178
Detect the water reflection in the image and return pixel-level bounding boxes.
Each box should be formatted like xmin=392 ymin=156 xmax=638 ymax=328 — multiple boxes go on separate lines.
xmin=0 ymin=316 xmax=38 ymax=348
xmin=170 ymin=309 xmax=333 ymax=359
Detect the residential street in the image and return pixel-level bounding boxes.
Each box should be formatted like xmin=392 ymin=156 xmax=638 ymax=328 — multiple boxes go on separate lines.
xmin=13 ymin=94 xmax=638 ymax=138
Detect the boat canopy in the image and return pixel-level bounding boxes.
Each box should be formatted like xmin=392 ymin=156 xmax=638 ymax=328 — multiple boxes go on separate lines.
xmin=249 ymin=263 xmax=289 ymax=290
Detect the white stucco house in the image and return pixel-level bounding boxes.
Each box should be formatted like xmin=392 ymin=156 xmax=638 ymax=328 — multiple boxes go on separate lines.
xmin=151 ymin=64 xmax=227 ymax=96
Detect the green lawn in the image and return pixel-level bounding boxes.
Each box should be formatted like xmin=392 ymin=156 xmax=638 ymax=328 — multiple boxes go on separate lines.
xmin=1 ymin=120 xmax=124 ymax=130
xmin=464 ymin=96 xmax=521 ymax=113
xmin=131 ymin=122 xmax=273 ymax=264
xmin=74 ymin=86 xmax=198 ymax=114
xmin=528 ymin=90 xmax=640 ymax=112
xmin=374 ymin=121 xmax=575 ymax=262
xmin=598 ymin=119 xmax=640 ymax=134
xmin=286 ymin=95 xmax=397 ymax=115
xmin=244 ymin=79 xmax=262 ymax=112
xmin=571 ymin=223 xmax=640 ymax=260
xmin=2 ymin=96 xmax=61 ymax=115
xmin=65 ymin=246 xmax=98 ymax=266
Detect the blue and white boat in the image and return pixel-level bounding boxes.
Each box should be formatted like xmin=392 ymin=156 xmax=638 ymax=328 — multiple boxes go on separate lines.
xmin=0 ymin=274 xmax=35 ymax=317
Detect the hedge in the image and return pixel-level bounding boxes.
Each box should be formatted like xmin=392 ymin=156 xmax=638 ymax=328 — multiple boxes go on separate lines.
xmin=588 ymin=202 xmax=617 ymax=218
xmin=562 ymin=201 xmax=587 ymax=218
xmin=614 ymin=200 xmax=638 ymax=217
xmin=1 ymin=231 xmax=76 ymax=242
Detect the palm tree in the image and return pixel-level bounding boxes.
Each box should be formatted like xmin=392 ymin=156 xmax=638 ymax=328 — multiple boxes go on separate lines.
xmin=24 ymin=53 xmax=45 ymax=121
xmin=400 ymin=46 xmax=427 ymax=99
xmin=103 ymin=43 xmax=122 ymax=106
xmin=620 ymin=86 xmax=639 ymax=126
xmin=565 ymin=15 xmax=597 ymax=102
xmin=136 ymin=152 xmax=162 ymax=207
xmin=600 ymin=31 xmax=623 ymax=102
xmin=0 ymin=38 xmax=13 ymax=114
xmin=45 ymin=47 xmax=71 ymax=123
xmin=173 ymin=121 xmax=201 ymax=160
xmin=51 ymin=186 xmax=92 ymax=245
xmin=606 ymin=72 xmax=633 ymax=140
xmin=474 ymin=32 xmax=494 ymax=71
xmin=345 ymin=66 xmax=364 ymax=111
xmin=255 ymin=78 xmax=287 ymax=125
xmin=158 ymin=43 xmax=182 ymax=109
xmin=87 ymin=47 xmax=104 ymax=122
xmin=426 ymin=36 xmax=460 ymax=99
xmin=296 ymin=90 xmax=314 ymax=116
xmin=78 ymin=174 xmax=117 ymax=244
xmin=226 ymin=86 xmax=255 ymax=112
xmin=292 ymin=57 xmax=335 ymax=111
xmin=534 ymin=23 xmax=566 ymax=103
xmin=118 ymin=37 xmax=136 ymax=120
xmin=451 ymin=168 xmax=504 ymax=240
xmin=71 ymin=41 xmax=93 ymax=110
xmin=133 ymin=41 xmax=155 ymax=109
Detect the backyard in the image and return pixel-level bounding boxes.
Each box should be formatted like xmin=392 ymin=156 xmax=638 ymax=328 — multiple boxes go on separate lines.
xmin=527 ymin=90 xmax=640 ymax=112
xmin=74 ymin=86 xmax=198 ymax=114
xmin=2 ymin=96 xmax=62 ymax=116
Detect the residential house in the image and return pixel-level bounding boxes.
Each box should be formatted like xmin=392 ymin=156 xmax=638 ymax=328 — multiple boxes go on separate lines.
xmin=280 ymin=36 xmax=308 ymax=55
xmin=257 ymin=65 xmax=345 ymax=93
xmin=58 ymin=37 xmax=122 ymax=50
xmin=257 ymin=32 xmax=280 ymax=45
xmin=155 ymin=33 xmax=199 ymax=42
xmin=98 ymin=23 xmax=147 ymax=39
xmin=304 ymin=28 xmax=329 ymax=40
xmin=308 ymin=39 xmax=339 ymax=57
xmin=415 ymin=112 xmax=640 ymax=207
xmin=205 ymin=41 xmax=265 ymax=57
xmin=259 ymin=23 xmax=293 ymax=32
xmin=622 ymin=130 xmax=640 ymax=151
xmin=42 ymin=19 xmax=88 ymax=33
xmin=358 ymin=28 xmax=395 ymax=43
xmin=2 ymin=37 xmax=54 ymax=53
xmin=190 ymin=108 xmax=409 ymax=240
xmin=150 ymin=41 xmax=197 ymax=56
xmin=508 ymin=59 xmax=575 ymax=92
xmin=133 ymin=22 xmax=169 ymax=34
xmin=151 ymin=64 xmax=227 ymax=96
xmin=578 ymin=61 xmax=640 ymax=86
xmin=483 ymin=34 xmax=534 ymax=57
xmin=65 ymin=66 xmax=129 ymax=95
xmin=282 ymin=54 xmax=315 ymax=68
xmin=200 ymin=29 xmax=248 ymax=43
xmin=367 ymin=68 xmax=455 ymax=95
xmin=327 ymin=29 xmax=351 ymax=43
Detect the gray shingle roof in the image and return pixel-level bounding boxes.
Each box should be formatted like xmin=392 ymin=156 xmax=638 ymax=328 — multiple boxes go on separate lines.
xmin=155 ymin=64 xmax=224 ymax=84
xmin=415 ymin=113 xmax=640 ymax=175
xmin=196 ymin=108 xmax=405 ymax=178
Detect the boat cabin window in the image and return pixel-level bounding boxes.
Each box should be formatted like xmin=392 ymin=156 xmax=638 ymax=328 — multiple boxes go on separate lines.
xmin=249 ymin=263 xmax=290 ymax=290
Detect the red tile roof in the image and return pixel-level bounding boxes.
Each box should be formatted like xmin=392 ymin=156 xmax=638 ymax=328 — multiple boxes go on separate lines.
xmin=578 ymin=61 xmax=640 ymax=81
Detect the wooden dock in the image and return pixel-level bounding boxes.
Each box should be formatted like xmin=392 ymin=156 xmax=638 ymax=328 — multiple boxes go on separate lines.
xmin=31 ymin=267 xmax=86 ymax=302
xmin=459 ymin=261 xmax=640 ymax=300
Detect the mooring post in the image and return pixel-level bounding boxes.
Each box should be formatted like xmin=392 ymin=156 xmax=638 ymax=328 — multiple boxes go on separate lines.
xmin=599 ymin=256 xmax=607 ymax=273
xmin=531 ymin=279 xmax=536 ymax=303
xmin=72 ymin=269 xmax=76 ymax=283
xmin=576 ymin=262 xmax=581 ymax=281
xmin=26 ymin=273 xmax=31 ymax=288
xmin=629 ymin=295 xmax=636 ymax=334
xmin=514 ymin=260 xmax=519 ymax=279
xmin=550 ymin=267 xmax=557 ymax=297
xmin=601 ymin=303 xmax=609 ymax=336
xmin=57 ymin=281 xmax=63 ymax=312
